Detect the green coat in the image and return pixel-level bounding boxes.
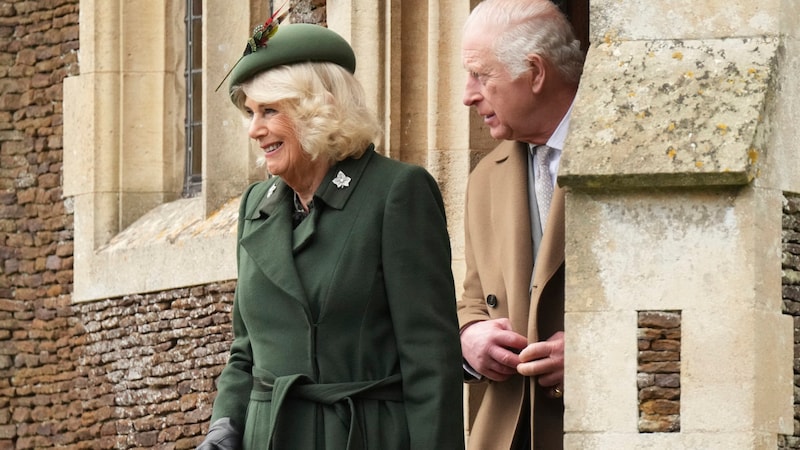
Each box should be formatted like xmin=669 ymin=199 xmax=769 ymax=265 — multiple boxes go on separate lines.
xmin=210 ymin=147 xmax=465 ymax=450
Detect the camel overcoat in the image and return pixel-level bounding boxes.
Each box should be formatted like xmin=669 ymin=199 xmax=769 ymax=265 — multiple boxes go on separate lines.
xmin=211 ymin=147 xmax=465 ymax=450
xmin=458 ymin=140 xmax=566 ymax=450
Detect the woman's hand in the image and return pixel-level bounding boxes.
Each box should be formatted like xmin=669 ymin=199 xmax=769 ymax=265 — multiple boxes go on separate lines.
xmin=196 ymin=418 xmax=241 ymax=450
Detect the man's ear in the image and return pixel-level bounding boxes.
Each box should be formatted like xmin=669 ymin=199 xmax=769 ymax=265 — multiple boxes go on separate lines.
xmin=527 ymin=54 xmax=546 ymax=94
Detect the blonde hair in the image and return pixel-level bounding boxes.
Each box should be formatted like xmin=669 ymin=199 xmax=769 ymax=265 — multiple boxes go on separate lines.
xmin=231 ymin=62 xmax=383 ymax=163
xmin=465 ymin=0 xmax=584 ymax=83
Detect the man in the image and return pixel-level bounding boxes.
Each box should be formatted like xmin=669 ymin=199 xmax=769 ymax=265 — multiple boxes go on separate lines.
xmin=457 ymin=0 xmax=585 ymax=449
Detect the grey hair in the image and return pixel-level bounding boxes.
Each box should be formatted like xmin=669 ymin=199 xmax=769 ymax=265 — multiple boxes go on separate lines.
xmin=465 ymin=0 xmax=584 ymax=83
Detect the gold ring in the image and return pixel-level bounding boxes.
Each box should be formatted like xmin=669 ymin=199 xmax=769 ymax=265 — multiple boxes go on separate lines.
xmin=551 ymin=386 xmax=563 ymax=398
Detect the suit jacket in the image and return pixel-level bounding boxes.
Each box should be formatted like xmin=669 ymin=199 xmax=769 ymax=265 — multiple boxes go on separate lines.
xmin=458 ymin=140 xmax=566 ymax=450
xmin=210 ymin=146 xmax=465 ymax=449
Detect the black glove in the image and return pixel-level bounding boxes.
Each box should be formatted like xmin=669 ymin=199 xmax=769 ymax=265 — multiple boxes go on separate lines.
xmin=196 ymin=418 xmax=242 ymax=450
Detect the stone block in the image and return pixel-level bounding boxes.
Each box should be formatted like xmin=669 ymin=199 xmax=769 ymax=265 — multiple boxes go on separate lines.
xmin=565 ymin=188 xmax=782 ymax=312
xmin=62 ymin=73 xmax=121 ymax=196
xmin=590 ymin=0 xmax=781 ymax=41
xmin=560 ymin=37 xmax=778 ymax=189
xmin=564 ymin=310 xmax=639 ymax=433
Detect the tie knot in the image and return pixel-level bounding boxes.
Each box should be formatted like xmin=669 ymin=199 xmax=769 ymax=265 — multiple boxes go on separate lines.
xmin=536 ymin=145 xmax=552 ymax=164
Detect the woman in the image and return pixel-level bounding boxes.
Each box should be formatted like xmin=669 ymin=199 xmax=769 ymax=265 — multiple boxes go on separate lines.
xmin=197 ymin=21 xmax=464 ymax=450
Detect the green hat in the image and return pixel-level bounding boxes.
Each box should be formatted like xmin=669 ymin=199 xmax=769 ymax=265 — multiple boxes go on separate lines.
xmin=227 ymin=23 xmax=356 ymax=94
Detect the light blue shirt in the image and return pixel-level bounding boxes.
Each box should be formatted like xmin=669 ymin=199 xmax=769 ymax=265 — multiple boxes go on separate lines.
xmin=529 ymin=101 xmax=573 ymax=190
xmin=527 ymin=102 xmax=573 ymax=245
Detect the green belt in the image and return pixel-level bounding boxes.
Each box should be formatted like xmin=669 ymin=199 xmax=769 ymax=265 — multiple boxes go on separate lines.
xmin=252 ymin=371 xmax=403 ymax=450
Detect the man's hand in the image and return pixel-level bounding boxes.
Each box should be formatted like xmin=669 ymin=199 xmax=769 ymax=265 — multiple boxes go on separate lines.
xmin=461 ymin=318 xmax=528 ymax=381
xmin=517 ymin=331 xmax=564 ymax=389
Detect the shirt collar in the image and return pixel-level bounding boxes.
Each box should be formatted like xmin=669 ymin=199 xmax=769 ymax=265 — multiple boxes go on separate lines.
xmin=545 ymin=100 xmax=574 ymax=152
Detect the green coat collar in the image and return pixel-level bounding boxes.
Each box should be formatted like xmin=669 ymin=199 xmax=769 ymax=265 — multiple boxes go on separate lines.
xmin=238 ymin=145 xmax=377 ymax=305
xmin=246 ymin=145 xmax=376 ymax=221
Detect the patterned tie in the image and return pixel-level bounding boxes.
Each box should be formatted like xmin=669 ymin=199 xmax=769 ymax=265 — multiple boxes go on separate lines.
xmin=535 ymin=145 xmax=554 ymax=228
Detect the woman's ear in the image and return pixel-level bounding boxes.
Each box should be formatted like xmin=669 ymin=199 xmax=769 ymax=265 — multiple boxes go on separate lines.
xmin=527 ymin=54 xmax=546 ymax=94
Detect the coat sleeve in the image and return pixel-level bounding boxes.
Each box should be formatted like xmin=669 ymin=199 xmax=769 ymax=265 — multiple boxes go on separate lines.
xmin=381 ymin=165 xmax=465 ymax=450
xmin=209 ymin=182 xmax=261 ymax=430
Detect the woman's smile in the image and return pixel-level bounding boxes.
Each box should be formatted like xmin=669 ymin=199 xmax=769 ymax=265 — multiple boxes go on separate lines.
xmin=263 ymin=142 xmax=282 ymax=155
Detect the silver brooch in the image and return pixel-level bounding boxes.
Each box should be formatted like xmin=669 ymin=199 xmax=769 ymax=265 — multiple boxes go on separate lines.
xmin=332 ymin=171 xmax=351 ymax=189
xmin=267 ymin=184 xmax=277 ymax=198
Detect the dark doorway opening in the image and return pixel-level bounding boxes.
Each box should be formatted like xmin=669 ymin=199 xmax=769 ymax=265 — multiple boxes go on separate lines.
xmin=552 ymin=0 xmax=590 ymax=51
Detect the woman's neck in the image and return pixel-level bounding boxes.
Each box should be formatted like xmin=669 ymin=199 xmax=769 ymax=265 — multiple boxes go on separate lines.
xmin=285 ymin=159 xmax=333 ymax=211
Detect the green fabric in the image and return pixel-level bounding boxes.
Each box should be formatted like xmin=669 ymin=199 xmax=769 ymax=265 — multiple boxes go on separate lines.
xmin=252 ymin=369 xmax=403 ymax=449
xmin=210 ymin=147 xmax=465 ymax=450
xmin=229 ymin=23 xmax=356 ymax=93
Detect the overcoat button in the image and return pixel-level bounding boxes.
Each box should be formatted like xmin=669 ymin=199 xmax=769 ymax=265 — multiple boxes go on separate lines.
xmin=486 ymin=294 xmax=498 ymax=308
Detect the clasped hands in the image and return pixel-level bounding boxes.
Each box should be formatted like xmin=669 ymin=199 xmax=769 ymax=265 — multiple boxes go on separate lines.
xmin=461 ymin=318 xmax=563 ymax=391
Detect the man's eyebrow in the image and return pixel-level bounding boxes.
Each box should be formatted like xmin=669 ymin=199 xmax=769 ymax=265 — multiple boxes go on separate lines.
xmin=463 ymin=60 xmax=482 ymax=72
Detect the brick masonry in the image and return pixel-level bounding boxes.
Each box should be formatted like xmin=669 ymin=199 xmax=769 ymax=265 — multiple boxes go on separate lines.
xmin=780 ymin=194 xmax=800 ymax=449
xmin=2 ymin=284 xmax=235 ymax=449
xmin=0 ymin=1 xmax=332 ymax=448
xmin=0 ymin=0 xmax=83 ymax=446
xmin=0 ymin=0 xmax=232 ymax=448
xmin=637 ymin=310 xmax=681 ymax=433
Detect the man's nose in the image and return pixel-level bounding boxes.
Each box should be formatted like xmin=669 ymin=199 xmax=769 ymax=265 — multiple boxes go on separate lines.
xmin=463 ymin=77 xmax=481 ymax=106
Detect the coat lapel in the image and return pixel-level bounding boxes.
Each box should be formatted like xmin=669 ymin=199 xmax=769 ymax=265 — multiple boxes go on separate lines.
xmin=240 ymin=178 xmax=309 ymax=306
xmin=239 ymin=146 xmax=376 ymax=308
xmin=534 ymin=185 xmax=565 ymax=285
xmin=315 ymin=145 xmax=373 ymax=210
xmin=488 ymin=141 xmax=566 ymax=340
xmin=491 ymin=141 xmax=535 ymax=335
xmin=292 ymin=148 xmax=372 ymax=252
xmin=528 ymin=181 xmax=566 ymax=341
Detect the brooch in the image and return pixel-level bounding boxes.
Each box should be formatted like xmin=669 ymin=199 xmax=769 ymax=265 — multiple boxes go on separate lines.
xmin=267 ymin=184 xmax=277 ymax=198
xmin=332 ymin=171 xmax=351 ymax=189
